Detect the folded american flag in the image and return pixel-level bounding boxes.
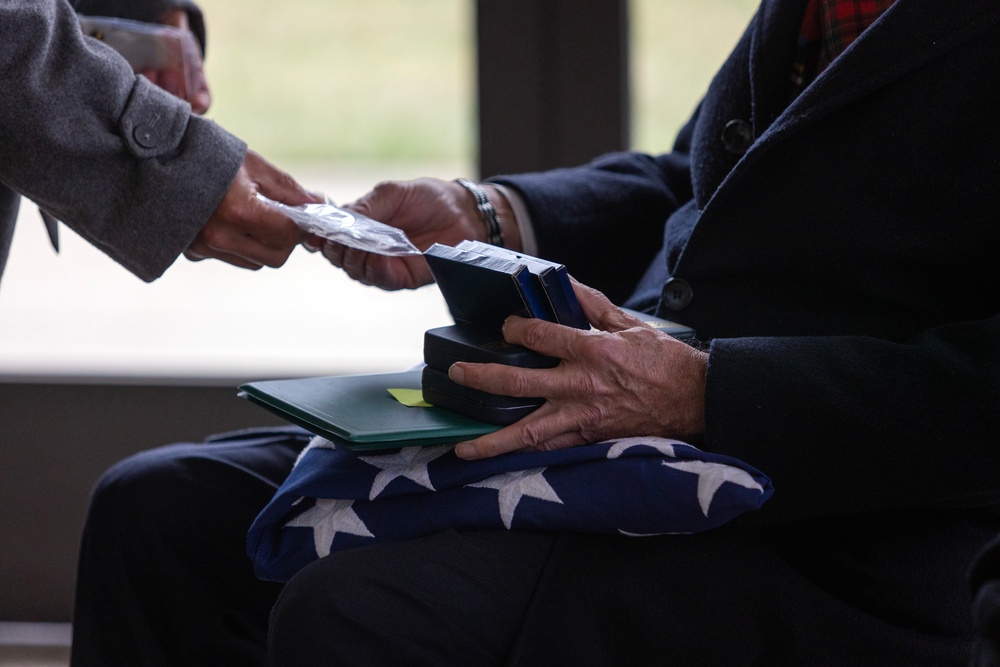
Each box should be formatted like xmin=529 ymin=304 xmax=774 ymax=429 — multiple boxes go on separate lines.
xmin=248 ymin=436 xmax=773 ymax=582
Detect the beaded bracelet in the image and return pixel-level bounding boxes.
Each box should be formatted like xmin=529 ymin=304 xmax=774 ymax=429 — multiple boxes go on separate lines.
xmin=455 ymin=178 xmax=504 ymax=247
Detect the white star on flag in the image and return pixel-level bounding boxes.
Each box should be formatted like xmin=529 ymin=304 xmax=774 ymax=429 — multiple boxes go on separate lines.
xmin=294 ymin=437 xmax=337 ymax=468
xmin=468 ymin=468 xmax=563 ymax=529
xmin=286 ymin=498 xmax=374 ymax=557
xmin=308 ymin=437 xmax=337 ymax=452
xmin=662 ymin=460 xmax=764 ymax=516
xmin=250 ymin=438 xmax=774 ymax=581
xmin=359 ymin=445 xmax=452 ymax=500
xmin=607 ymin=437 xmax=679 ymax=459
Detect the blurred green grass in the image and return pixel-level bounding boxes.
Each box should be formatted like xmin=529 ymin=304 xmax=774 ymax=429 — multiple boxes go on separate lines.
xmin=632 ymin=0 xmax=760 ymax=151
xmin=197 ymin=0 xmax=759 ymax=166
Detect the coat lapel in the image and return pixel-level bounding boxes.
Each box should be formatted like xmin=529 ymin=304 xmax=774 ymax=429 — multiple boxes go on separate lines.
xmin=748 ymin=0 xmax=809 ymax=134
xmin=750 ymin=0 xmax=1000 ymax=151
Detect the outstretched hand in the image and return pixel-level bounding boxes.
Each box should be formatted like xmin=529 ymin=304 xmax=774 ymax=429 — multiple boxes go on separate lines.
xmin=449 ymin=281 xmax=709 ymax=460
xmin=321 ymin=178 xmax=500 ymax=290
xmin=185 ymin=150 xmax=322 ymax=270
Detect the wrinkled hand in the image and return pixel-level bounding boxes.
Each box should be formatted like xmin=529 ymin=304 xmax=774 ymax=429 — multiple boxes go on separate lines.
xmin=185 ymin=150 xmax=323 ymax=269
xmin=449 ymin=281 xmax=708 ymax=459
xmin=141 ymin=9 xmax=211 ymax=114
xmin=321 ymin=178 xmax=490 ymax=290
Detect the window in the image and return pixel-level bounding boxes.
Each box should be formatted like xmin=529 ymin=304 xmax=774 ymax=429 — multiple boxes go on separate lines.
xmin=630 ymin=0 xmax=760 ymax=153
xmin=0 ymin=0 xmax=472 ymax=381
xmin=0 ymin=0 xmax=762 ymax=382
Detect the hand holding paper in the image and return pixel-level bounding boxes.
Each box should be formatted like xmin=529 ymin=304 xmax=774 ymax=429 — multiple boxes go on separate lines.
xmin=321 ymin=178 xmax=510 ymax=290
xmin=185 ymin=150 xmax=323 ymax=270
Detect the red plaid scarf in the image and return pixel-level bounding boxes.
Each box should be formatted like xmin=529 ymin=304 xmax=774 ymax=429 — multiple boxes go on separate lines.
xmin=817 ymin=0 xmax=897 ymax=67
xmin=791 ymin=0 xmax=897 ymax=93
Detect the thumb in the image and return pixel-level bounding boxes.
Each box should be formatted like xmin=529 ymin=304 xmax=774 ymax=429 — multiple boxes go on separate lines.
xmin=571 ymin=278 xmax=644 ymax=332
xmin=344 ymin=180 xmax=412 ymax=223
xmin=244 ymin=150 xmax=323 ymax=207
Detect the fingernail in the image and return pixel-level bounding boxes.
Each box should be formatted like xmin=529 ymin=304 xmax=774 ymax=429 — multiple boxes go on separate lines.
xmin=449 ymin=363 xmax=465 ymax=384
xmin=501 ymin=317 xmax=515 ymax=338
xmin=502 ymin=314 xmax=523 ymax=331
xmin=455 ymin=442 xmax=478 ymax=459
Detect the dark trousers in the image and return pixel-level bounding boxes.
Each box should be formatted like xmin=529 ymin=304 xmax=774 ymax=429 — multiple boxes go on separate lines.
xmin=71 ymin=427 xmax=987 ymax=666
xmin=971 ymin=533 xmax=1000 ymax=667
xmin=270 ymin=523 xmax=979 ymax=667
xmin=70 ymin=427 xmax=309 ymax=667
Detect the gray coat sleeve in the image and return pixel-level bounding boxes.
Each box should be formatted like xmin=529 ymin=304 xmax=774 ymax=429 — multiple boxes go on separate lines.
xmin=0 ymin=0 xmax=245 ymax=281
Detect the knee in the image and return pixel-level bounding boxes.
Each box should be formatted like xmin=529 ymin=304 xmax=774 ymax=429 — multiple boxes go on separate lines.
xmin=267 ymin=556 xmax=354 ymax=667
xmin=84 ymin=444 xmax=218 ymax=545
xmin=91 ymin=445 xmax=176 ymax=506
xmin=973 ymin=580 xmax=1000 ymax=666
xmin=268 ymin=551 xmax=405 ymax=667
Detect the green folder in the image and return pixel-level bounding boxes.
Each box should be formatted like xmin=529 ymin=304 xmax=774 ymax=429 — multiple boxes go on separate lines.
xmin=238 ymin=370 xmax=499 ymax=451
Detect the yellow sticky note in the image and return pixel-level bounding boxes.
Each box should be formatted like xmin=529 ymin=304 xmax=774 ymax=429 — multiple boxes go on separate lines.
xmin=387 ymin=388 xmax=431 ymax=408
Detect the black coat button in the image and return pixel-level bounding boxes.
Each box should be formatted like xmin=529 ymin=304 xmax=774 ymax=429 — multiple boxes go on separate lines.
xmin=661 ymin=278 xmax=693 ymax=311
xmin=133 ymin=124 xmax=159 ymax=149
xmin=721 ymin=119 xmax=753 ymax=155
